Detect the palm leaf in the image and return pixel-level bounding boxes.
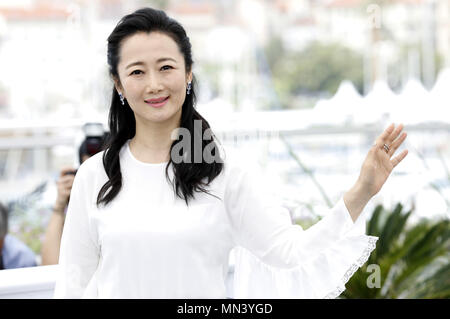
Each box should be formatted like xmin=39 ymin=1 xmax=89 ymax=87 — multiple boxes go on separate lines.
xmin=341 ymin=203 xmax=450 ymax=299
xmin=377 ymin=203 xmax=410 ymax=258
xmin=367 ymin=204 xmax=383 ymax=237
xmin=385 ymin=221 xmax=449 ymax=297
xmin=401 ymin=259 xmax=450 ymax=298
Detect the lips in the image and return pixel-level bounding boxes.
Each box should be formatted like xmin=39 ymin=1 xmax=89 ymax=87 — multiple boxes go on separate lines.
xmin=144 ymin=96 xmax=169 ymax=108
xmin=145 ymin=96 xmax=169 ymax=103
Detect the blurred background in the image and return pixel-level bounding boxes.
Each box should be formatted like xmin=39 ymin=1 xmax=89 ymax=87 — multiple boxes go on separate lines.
xmin=0 ymin=0 xmax=449 ymax=298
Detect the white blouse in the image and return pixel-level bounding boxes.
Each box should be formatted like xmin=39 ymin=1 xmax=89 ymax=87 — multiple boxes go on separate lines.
xmin=54 ymin=140 xmax=378 ymax=299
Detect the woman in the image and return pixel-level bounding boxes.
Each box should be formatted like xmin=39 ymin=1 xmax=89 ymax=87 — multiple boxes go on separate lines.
xmin=54 ymin=7 xmax=408 ymax=298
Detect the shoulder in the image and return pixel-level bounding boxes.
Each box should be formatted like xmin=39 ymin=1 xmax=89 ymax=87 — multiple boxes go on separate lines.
xmin=221 ymin=150 xmax=267 ymax=197
xmin=77 ymin=142 xmax=128 ymax=177
xmin=2 ymin=235 xmax=37 ymax=269
xmin=222 ymin=149 xmax=264 ymax=182
xmin=78 ymin=150 xmax=105 ymax=174
xmin=71 ymin=150 xmax=108 ymax=194
xmin=222 ymin=149 xmax=284 ymax=200
xmin=74 ymin=150 xmax=106 ymax=184
xmin=4 ymin=234 xmax=29 ymax=252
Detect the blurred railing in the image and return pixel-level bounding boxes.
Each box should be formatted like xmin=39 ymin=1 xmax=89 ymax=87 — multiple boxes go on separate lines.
xmin=1 ymin=116 xmax=449 ymax=198
xmin=0 ymin=265 xmax=57 ymax=298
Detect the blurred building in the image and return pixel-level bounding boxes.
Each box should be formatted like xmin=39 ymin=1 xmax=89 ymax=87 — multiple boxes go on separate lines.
xmin=1 ymin=0 xmax=449 ymax=118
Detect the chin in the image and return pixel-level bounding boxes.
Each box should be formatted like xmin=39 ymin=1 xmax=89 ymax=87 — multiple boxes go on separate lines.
xmin=139 ymin=110 xmax=181 ymax=125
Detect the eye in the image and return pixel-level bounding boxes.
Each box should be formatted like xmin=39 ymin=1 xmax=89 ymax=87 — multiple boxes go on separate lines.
xmin=130 ymin=70 xmax=143 ymax=75
xmin=161 ymin=65 xmax=173 ymax=71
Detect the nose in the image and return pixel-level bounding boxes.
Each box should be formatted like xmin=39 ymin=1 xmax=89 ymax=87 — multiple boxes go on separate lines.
xmin=145 ymin=72 xmax=164 ymax=94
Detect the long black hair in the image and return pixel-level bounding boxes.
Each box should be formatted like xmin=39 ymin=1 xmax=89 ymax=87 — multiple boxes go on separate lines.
xmin=97 ymin=7 xmax=224 ymax=207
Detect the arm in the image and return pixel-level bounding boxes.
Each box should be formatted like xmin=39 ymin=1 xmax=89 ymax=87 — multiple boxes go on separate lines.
xmin=226 ymin=124 xmax=408 ymax=268
xmin=229 ymin=124 xmax=408 ymax=298
xmin=225 ymin=163 xmax=361 ymax=269
xmin=343 ymin=183 xmax=371 ymax=223
xmin=41 ymin=207 xmax=65 ymax=265
xmin=41 ymin=168 xmax=75 ymax=265
xmin=344 ymin=123 xmax=408 ymax=223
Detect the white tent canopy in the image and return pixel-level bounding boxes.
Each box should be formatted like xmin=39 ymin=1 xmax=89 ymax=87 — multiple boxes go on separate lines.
xmin=429 ymin=68 xmax=450 ymax=124
xmin=353 ymin=80 xmax=399 ymax=124
xmin=312 ymin=70 xmax=450 ymax=126
xmin=311 ymin=81 xmax=363 ymax=126
xmin=391 ymin=78 xmax=429 ymax=125
xmin=431 ymin=67 xmax=450 ymax=100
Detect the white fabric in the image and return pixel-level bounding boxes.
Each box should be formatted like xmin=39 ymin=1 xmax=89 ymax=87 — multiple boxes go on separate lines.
xmin=54 ymin=139 xmax=378 ymax=299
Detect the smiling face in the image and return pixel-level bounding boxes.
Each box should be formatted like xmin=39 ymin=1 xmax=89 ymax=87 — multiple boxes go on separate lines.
xmin=114 ymin=31 xmax=192 ymax=127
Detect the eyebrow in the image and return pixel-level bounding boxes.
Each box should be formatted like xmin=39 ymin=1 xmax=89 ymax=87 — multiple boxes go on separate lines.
xmin=125 ymin=57 xmax=177 ymax=69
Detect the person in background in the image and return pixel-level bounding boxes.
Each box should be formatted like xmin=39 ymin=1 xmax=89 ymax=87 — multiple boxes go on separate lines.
xmin=41 ymin=124 xmax=107 ymax=265
xmin=0 ymin=202 xmax=37 ymax=270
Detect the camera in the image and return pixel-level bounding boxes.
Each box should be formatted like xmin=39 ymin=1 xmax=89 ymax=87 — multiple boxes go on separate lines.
xmin=79 ymin=123 xmax=109 ymax=164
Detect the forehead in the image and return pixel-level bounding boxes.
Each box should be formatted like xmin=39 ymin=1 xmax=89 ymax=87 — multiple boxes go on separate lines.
xmin=118 ymin=31 xmax=183 ymax=67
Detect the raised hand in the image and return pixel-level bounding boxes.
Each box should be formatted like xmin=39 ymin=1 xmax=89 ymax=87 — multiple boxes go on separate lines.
xmin=54 ymin=167 xmax=77 ymax=213
xmin=356 ymin=123 xmax=408 ymax=199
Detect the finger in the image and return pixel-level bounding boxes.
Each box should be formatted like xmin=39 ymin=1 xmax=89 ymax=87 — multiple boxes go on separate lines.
xmin=59 ymin=175 xmax=75 ymax=184
xmin=57 ymin=180 xmax=72 ymax=191
xmin=61 ymin=179 xmax=75 ymax=190
xmin=67 ymin=178 xmax=75 ymax=188
xmin=387 ymin=123 xmax=404 ymax=144
xmin=60 ymin=190 xmax=71 ymax=198
xmin=59 ymin=167 xmax=77 ymax=177
xmin=58 ymin=180 xmax=74 ymax=192
xmin=377 ymin=123 xmax=395 ymax=146
xmin=388 ymin=131 xmax=407 ymax=156
xmin=391 ymin=149 xmax=408 ymax=168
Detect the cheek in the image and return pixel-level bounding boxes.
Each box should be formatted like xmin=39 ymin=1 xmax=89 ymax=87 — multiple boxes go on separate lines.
xmin=168 ymin=73 xmax=187 ymax=93
xmin=120 ymin=74 xmax=140 ymax=93
xmin=123 ymin=81 xmax=140 ymax=97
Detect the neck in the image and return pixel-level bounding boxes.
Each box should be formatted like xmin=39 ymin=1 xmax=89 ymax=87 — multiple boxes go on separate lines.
xmin=130 ymin=115 xmax=181 ymax=164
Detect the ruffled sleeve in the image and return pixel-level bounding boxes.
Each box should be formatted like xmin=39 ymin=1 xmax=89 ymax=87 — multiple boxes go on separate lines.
xmin=224 ymin=161 xmax=378 ymax=299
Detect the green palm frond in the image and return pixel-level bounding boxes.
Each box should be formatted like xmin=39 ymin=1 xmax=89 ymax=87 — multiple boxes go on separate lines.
xmin=404 ymin=221 xmax=449 ymax=263
xmin=419 ymin=260 xmax=450 ymax=298
xmin=367 ymin=204 xmax=383 ymax=237
xmin=377 ymin=203 xmax=411 ymax=258
xmin=400 ymin=257 xmax=450 ymax=299
xmin=341 ymin=203 xmax=450 ymax=299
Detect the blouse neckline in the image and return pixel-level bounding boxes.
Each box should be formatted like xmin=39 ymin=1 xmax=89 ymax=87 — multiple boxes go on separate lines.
xmin=125 ymin=139 xmax=170 ymax=167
